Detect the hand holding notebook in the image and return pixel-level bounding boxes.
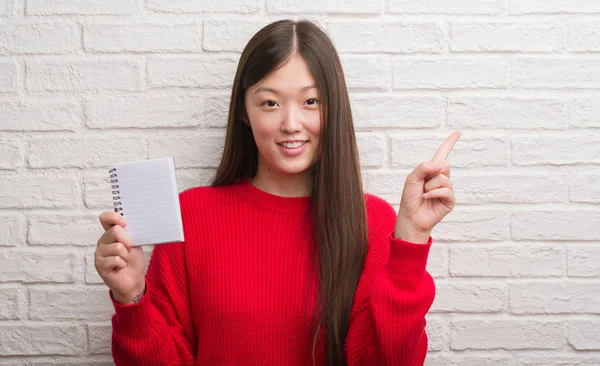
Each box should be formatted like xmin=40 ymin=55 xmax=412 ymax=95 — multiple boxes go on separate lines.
xmin=109 ymin=157 xmax=185 ymax=246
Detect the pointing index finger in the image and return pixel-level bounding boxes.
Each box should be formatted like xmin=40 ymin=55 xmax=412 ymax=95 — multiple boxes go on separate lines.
xmin=431 ymin=131 xmax=461 ymax=162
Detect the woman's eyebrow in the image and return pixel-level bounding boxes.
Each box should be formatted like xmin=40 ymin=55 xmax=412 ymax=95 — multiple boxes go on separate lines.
xmin=253 ymin=85 xmax=316 ymax=95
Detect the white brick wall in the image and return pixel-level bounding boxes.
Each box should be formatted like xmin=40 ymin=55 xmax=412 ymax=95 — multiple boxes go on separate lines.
xmin=0 ymin=0 xmax=599 ymax=364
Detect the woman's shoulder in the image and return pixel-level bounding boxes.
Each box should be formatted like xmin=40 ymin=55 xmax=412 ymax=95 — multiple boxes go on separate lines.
xmin=364 ymin=193 xmax=396 ymax=218
xmin=363 ymin=193 xmax=397 ymax=236
xmin=179 ymin=184 xmax=218 ymax=198
xmin=178 ymin=183 xmax=241 ymax=207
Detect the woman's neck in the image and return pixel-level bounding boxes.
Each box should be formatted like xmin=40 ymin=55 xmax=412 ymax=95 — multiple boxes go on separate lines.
xmin=251 ymin=164 xmax=311 ymax=198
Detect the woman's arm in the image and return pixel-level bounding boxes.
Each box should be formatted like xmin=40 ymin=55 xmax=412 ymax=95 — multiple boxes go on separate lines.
xmin=111 ymin=240 xmax=197 ymax=365
xmin=344 ymin=196 xmax=435 ymax=366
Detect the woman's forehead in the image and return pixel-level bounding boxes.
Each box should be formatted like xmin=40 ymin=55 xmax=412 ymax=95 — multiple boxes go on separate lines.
xmin=250 ymin=56 xmax=316 ymax=93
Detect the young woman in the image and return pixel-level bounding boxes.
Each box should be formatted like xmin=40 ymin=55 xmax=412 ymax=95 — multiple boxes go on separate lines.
xmin=94 ymin=19 xmax=460 ymax=366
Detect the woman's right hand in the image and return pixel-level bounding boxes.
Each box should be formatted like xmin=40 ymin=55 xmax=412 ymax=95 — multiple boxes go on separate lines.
xmin=95 ymin=212 xmax=146 ymax=304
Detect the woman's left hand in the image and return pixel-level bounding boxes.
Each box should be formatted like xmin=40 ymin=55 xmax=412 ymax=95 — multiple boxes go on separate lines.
xmin=394 ymin=131 xmax=461 ymax=243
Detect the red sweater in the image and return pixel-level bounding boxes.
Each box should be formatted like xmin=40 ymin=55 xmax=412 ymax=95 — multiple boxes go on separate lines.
xmin=110 ymin=180 xmax=435 ymax=365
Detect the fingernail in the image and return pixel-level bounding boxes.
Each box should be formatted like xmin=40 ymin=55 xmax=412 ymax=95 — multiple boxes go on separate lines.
xmin=119 ymin=217 xmax=127 ymax=227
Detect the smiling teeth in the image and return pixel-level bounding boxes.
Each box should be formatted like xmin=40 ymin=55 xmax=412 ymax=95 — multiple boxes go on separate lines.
xmin=280 ymin=141 xmax=306 ymax=149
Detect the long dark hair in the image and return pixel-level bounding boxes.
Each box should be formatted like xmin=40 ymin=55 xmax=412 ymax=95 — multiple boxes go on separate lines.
xmin=211 ymin=19 xmax=368 ymax=366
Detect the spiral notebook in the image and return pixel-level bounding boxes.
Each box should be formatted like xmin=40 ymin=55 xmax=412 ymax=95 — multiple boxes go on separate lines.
xmin=109 ymin=157 xmax=184 ymax=246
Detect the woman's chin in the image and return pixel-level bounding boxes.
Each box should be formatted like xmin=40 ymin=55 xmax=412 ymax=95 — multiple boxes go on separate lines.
xmin=274 ymin=163 xmax=313 ymax=177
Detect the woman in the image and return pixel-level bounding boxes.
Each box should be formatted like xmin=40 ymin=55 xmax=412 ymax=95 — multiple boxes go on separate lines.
xmin=95 ymin=19 xmax=460 ymax=366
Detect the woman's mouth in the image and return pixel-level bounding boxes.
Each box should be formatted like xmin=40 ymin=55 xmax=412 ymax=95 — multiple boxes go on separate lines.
xmin=278 ymin=141 xmax=307 ymax=149
xmin=277 ymin=141 xmax=309 ymax=156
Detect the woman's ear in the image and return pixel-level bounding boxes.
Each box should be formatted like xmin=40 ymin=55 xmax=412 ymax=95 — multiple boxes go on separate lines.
xmin=241 ymin=111 xmax=250 ymax=126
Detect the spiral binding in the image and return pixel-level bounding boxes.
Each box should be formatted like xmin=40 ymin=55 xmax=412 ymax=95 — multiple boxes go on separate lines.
xmin=109 ymin=167 xmax=123 ymax=216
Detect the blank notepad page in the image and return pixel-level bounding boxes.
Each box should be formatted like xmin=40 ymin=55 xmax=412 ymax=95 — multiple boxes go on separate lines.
xmin=109 ymin=157 xmax=185 ymax=246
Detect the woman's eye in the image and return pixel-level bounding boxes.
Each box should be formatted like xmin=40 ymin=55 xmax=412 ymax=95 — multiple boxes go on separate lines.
xmin=306 ymin=98 xmax=319 ymax=106
xmin=262 ymin=100 xmax=278 ymax=107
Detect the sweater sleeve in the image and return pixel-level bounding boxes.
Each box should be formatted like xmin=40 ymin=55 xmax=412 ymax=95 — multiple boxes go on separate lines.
xmin=110 ymin=233 xmax=197 ymax=365
xmin=344 ymin=195 xmax=436 ymax=366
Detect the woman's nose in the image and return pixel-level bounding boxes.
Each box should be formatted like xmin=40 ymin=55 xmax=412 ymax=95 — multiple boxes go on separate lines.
xmin=280 ymin=106 xmax=302 ymax=133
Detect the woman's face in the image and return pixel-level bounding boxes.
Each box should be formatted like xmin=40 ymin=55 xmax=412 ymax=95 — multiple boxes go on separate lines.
xmin=244 ymin=54 xmax=322 ymax=179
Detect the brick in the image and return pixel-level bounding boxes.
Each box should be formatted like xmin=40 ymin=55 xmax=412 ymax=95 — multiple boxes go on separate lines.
xmin=203 ymin=19 xmax=269 ymax=52
xmin=84 ymin=24 xmax=201 ymax=53
xmin=431 ymin=283 xmax=505 ymax=313
xmin=0 ymin=98 xmax=80 ymax=131
xmin=510 ymin=0 xmax=600 ymax=14
xmin=569 ymin=173 xmax=600 ymax=203
xmin=340 ymin=56 xmax=390 ymax=91
xmin=512 ymin=210 xmax=600 ymax=241
xmin=27 ymin=0 xmax=138 ymax=15
xmin=0 ymin=61 xmax=17 ymax=92
xmin=512 ymin=136 xmax=600 ymax=165
xmin=328 ymin=21 xmax=442 ymax=53
xmin=29 ymin=287 xmax=112 ymax=320
xmin=351 ymin=95 xmax=443 ymax=129
xmin=568 ymin=245 xmax=600 ymax=277
xmin=0 ymin=174 xmax=79 ymax=209
xmin=568 ymin=320 xmax=600 ymax=350
xmin=28 ymin=137 xmax=147 ymax=168
xmin=85 ymin=95 xmax=202 ymax=129
xmin=0 ymin=24 xmax=79 ymax=55
xmin=427 ymin=244 xmax=448 ymax=278
xmin=267 ymin=0 xmax=381 ymax=14
xmin=0 ymin=139 xmax=23 ymax=169
xmin=362 ymin=171 xmax=408 ymax=203
xmin=2 ymin=360 xmax=115 ymax=366
xmin=147 ymin=0 xmax=260 ymax=14
xmin=0 ymin=324 xmax=86 ymax=355
xmin=510 ymin=282 xmax=600 ymax=314
xmin=148 ymin=57 xmax=237 ymax=89
xmin=0 ymin=288 xmax=19 ymax=319
xmin=29 ymin=214 xmax=101 ymax=246
xmin=389 ymin=0 xmax=505 ymax=14
xmin=450 ymin=245 xmax=564 ymax=277
xmin=450 ymin=22 xmax=562 ymax=52
xmin=569 ymin=97 xmax=600 ymax=128
xmin=148 ymin=133 xmax=225 ymax=168
xmin=425 ymin=318 xmax=446 ymax=351
xmin=0 ymin=1 xmax=11 ymax=17
xmin=204 ymin=94 xmax=230 ymax=128
xmin=83 ymin=171 xmax=114 ymax=209
xmin=390 ymin=136 xmax=508 ymax=168
xmin=512 ymin=58 xmax=600 ymax=88
xmin=426 ymin=355 xmax=513 ymax=366
xmin=518 ymin=356 xmax=600 ymax=365
xmin=0 ymin=251 xmax=75 ymax=283
xmin=448 ymin=97 xmax=566 ymax=130
xmin=356 ymin=133 xmax=385 ymax=167
xmin=26 ymin=60 xmax=140 ymax=92
xmin=88 ymin=323 xmax=111 ymax=354
xmin=452 ymin=173 xmax=567 ymax=204
xmin=450 ymin=319 xmax=565 ymax=350
xmin=392 ymin=59 xmax=509 ymax=90
xmin=434 ymin=209 xmax=510 ymax=242
xmin=568 ymin=22 xmax=600 ymax=51
xmin=0 ymin=214 xmax=26 ymax=246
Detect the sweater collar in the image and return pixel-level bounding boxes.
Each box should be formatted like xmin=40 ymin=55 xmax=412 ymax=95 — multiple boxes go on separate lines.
xmin=234 ymin=179 xmax=311 ymax=213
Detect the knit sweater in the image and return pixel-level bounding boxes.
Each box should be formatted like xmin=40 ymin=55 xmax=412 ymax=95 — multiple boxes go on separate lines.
xmin=110 ymin=179 xmax=435 ymax=366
